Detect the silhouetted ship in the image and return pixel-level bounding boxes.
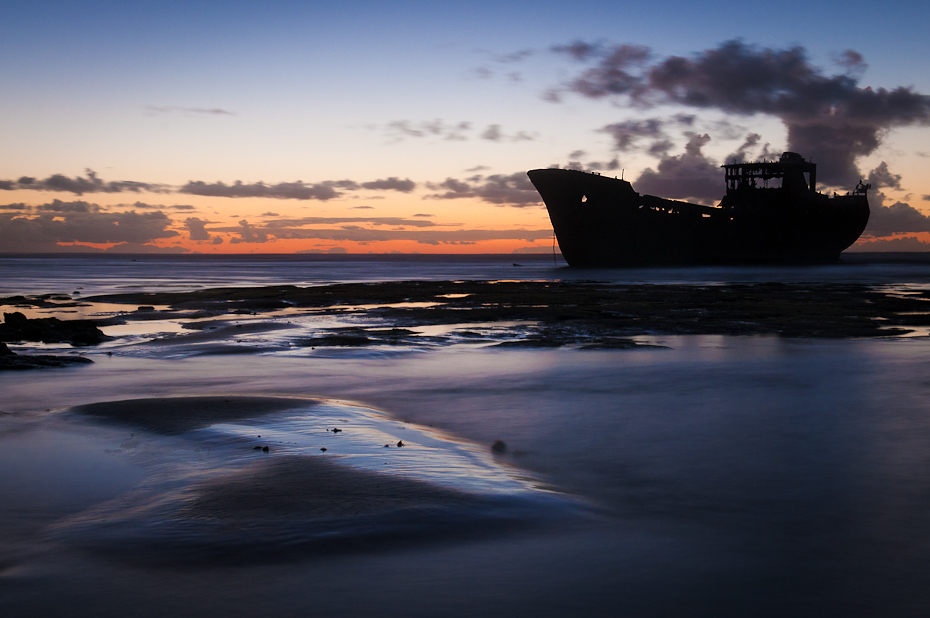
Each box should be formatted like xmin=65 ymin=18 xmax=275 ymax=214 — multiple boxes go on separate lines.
xmin=528 ymin=152 xmax=870 ymax=267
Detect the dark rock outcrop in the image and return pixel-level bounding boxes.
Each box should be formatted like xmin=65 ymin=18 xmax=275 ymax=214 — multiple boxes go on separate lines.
xmin=0 ymin=313 xmax=108 ymax=346
xmin=0 ymin=342 xmax=94 ymax=371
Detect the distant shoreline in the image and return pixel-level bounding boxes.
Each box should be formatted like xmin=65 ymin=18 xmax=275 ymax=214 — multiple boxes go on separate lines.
xmin=2 ymin=251 xmax=930 ymax=263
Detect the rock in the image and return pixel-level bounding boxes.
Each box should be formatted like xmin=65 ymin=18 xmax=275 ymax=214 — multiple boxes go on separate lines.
xmin=397 ymin=440 xmax=405 ymax=447
xmin=491 ymin=440 xmax=508 ymax=455
xmin=0 ymin=314 xmax=108 ymax=346
xmin=262 ymin=446 xmax=269 ymax=453
xmin=136 ymin=306 xmax=156 ymax=312
xmin=0 ymin=348 xmax=94 ymax=371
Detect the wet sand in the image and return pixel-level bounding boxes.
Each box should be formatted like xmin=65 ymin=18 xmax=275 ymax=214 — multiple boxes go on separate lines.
xmin=3 ymin=279 xmax=930 ymax=616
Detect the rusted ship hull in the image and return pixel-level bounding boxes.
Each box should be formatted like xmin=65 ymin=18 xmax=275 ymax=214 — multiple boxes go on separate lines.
xmin=527 ymin=165 xmax=870 ymax=267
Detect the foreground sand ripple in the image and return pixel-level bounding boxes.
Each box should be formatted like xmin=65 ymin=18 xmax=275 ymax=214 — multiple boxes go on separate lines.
xmin=50 ymin=396 xmax=578 ymax=565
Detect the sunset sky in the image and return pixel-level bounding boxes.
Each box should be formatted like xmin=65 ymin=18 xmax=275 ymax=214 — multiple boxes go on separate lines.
xmin=2 ymin=0 xmax=930 ymax=254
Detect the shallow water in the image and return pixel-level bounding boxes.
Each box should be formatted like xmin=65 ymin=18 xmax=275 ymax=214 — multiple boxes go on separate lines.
xmin=3 ymin=255 xmax=930 ymax=616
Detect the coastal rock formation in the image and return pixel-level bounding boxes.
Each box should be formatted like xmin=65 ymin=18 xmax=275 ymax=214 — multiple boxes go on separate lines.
xmin=0 ymin=341 xmax=93 ymax=371
xmin=0 ymin=312 xmax=108 ymax=346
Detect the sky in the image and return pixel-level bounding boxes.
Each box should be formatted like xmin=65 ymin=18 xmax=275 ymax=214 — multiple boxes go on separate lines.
xmin=2 ymin=0 xmax=930 ymax=254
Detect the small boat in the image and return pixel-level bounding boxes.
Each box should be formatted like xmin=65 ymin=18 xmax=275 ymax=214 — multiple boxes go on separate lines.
xmin=527 ymin=152 xmax=870 ymax=267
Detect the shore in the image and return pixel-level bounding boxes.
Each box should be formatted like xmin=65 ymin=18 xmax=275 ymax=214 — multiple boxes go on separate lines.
xmin=2 ymin=277 xmax=930 ymax=616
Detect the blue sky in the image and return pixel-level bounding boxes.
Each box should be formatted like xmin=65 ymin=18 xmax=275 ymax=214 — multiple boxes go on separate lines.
xmin=2 ymin=0 xmax=929 ymax=253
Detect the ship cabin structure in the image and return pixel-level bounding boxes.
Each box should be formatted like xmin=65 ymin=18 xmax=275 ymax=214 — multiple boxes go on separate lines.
xmin=723 ymin=151 xmax=817 ymax=198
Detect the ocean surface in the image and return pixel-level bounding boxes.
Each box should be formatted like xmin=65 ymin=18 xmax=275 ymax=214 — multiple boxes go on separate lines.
xmin=2 ymin=253 xmax=930 ymax=617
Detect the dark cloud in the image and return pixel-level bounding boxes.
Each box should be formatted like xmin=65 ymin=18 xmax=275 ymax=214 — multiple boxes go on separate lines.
xmin=413 ymin=213 xmax=433 ymax=217
xmin=180 ymin=180 xmax=340 ymax=201
xmin=425 ymin=172 xmax=541 ymax=207
xmin=555 ymin=39 xmax=930 ymax=186
xmin=867 ymin=161 xmax=902 ymax=191
xmin=851 ymin=235 xmax=930 ymax=251
xmin=586 ymin=158 xmax=620 ymax=172
xmin=600 ymin=119 xmax=665 ymax=151
xmin=35 ymin=200 xmax=100 ymax=213
xmin=261 ymin=216 xmax=437 ymax=228
xmin=145 ymin=106 xmax=236 ymax=116
xmin=634 ymin=133 xmax=722 ymax=203
xmin=384 ymin=120 xmax=533 ymax=144
xmin=482 ymin=125 xmax=503 ymax=142
xmin=551 ymin=40 xmax=603 ymax=62
xmin=359 ymin=177 xmax=416 ymax=192
xmin=184 ymin=217 xmax=213 ymax=241
xmin=0 ymin=170 xmax=170 ymax=196
xmin=863 ymin=201 xmax=930 ymax=236
xmin=229 ymin=220 xmax=269 ymax=244
xmin=726 ymin=133 xmax=762 ymax=163
xmin=834 ymin=50 xmax=867 ymax=72
xmin=565 ymin=44 xmax=652 ymax=98
xmin=0 ymin=206 xmax=179 ymax=251
xmin=0 ymin=203 xmax=30 ymax=211
xmin=386 ymin=119 xmax=472 ymax=141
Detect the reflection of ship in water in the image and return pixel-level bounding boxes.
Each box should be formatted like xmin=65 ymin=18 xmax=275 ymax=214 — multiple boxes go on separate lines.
xmin=528 ymin=152 xmax=870 ymax=267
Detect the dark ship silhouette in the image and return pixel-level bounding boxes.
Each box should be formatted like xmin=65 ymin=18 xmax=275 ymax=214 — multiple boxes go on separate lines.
xmin=528 ymin=152 xmax=870 ymax=267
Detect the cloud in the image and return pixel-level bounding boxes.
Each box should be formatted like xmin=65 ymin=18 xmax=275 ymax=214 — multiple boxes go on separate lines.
xmin=386 ymin=119 xmax=472 ymax=141
xmin=0 ymin=170 xmax=170 ymax=196
xmin=144 ymin=106 xmax=236 ymax=116
xmin=0 ymin=205 xmax=180 ymax=251
xmin=383 ymin=120 xmax=534 ymax=143
xmin=179 ymin=177 xmax=415 ymax=200
xmin=833 ymin=50 xmax=867 ymax=72
xmin=425 ymin=172 xmax=542 ymax=206
xmin=600 ymin=119 xmax=665 ymax=151
xmin=261 ymin=216 xmax=437 ymax=228
xmin=563 ymin=44 xmax=651 ymax=98
xmin=633 ymin=133 xmax=722 ymax=203
xmin=863 ymin=201 xmax=930 ymax=236
xmin=180 ymin=180 xmax=340 ymax=201
xmin=359 ymin=177 xmax=416 ymax=192
xmin=184 ymin=217 xmax=213 ymax=241
xmin=867 ymin=161 xmax=902 ymax=191
xmin=551 ymin=40 xmax=604 ymax=62
xmin=554 ymin=39 xmax=930 ymax=186
xmin=850 ymin=235 xmax=930 ymax=252
xmin=229 ymin=220 xmax=269 ymax=244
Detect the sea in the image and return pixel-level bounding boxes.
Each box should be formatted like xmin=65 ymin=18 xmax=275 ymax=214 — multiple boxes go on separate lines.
xmin=2 ymin=253 xmax=930 ymax=617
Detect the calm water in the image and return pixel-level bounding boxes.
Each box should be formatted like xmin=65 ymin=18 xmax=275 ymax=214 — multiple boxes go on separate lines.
xmin=2 ymin=254 xmax=930 ymax=616
xmin=4 ymin=253 xmax=930 ymax=297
